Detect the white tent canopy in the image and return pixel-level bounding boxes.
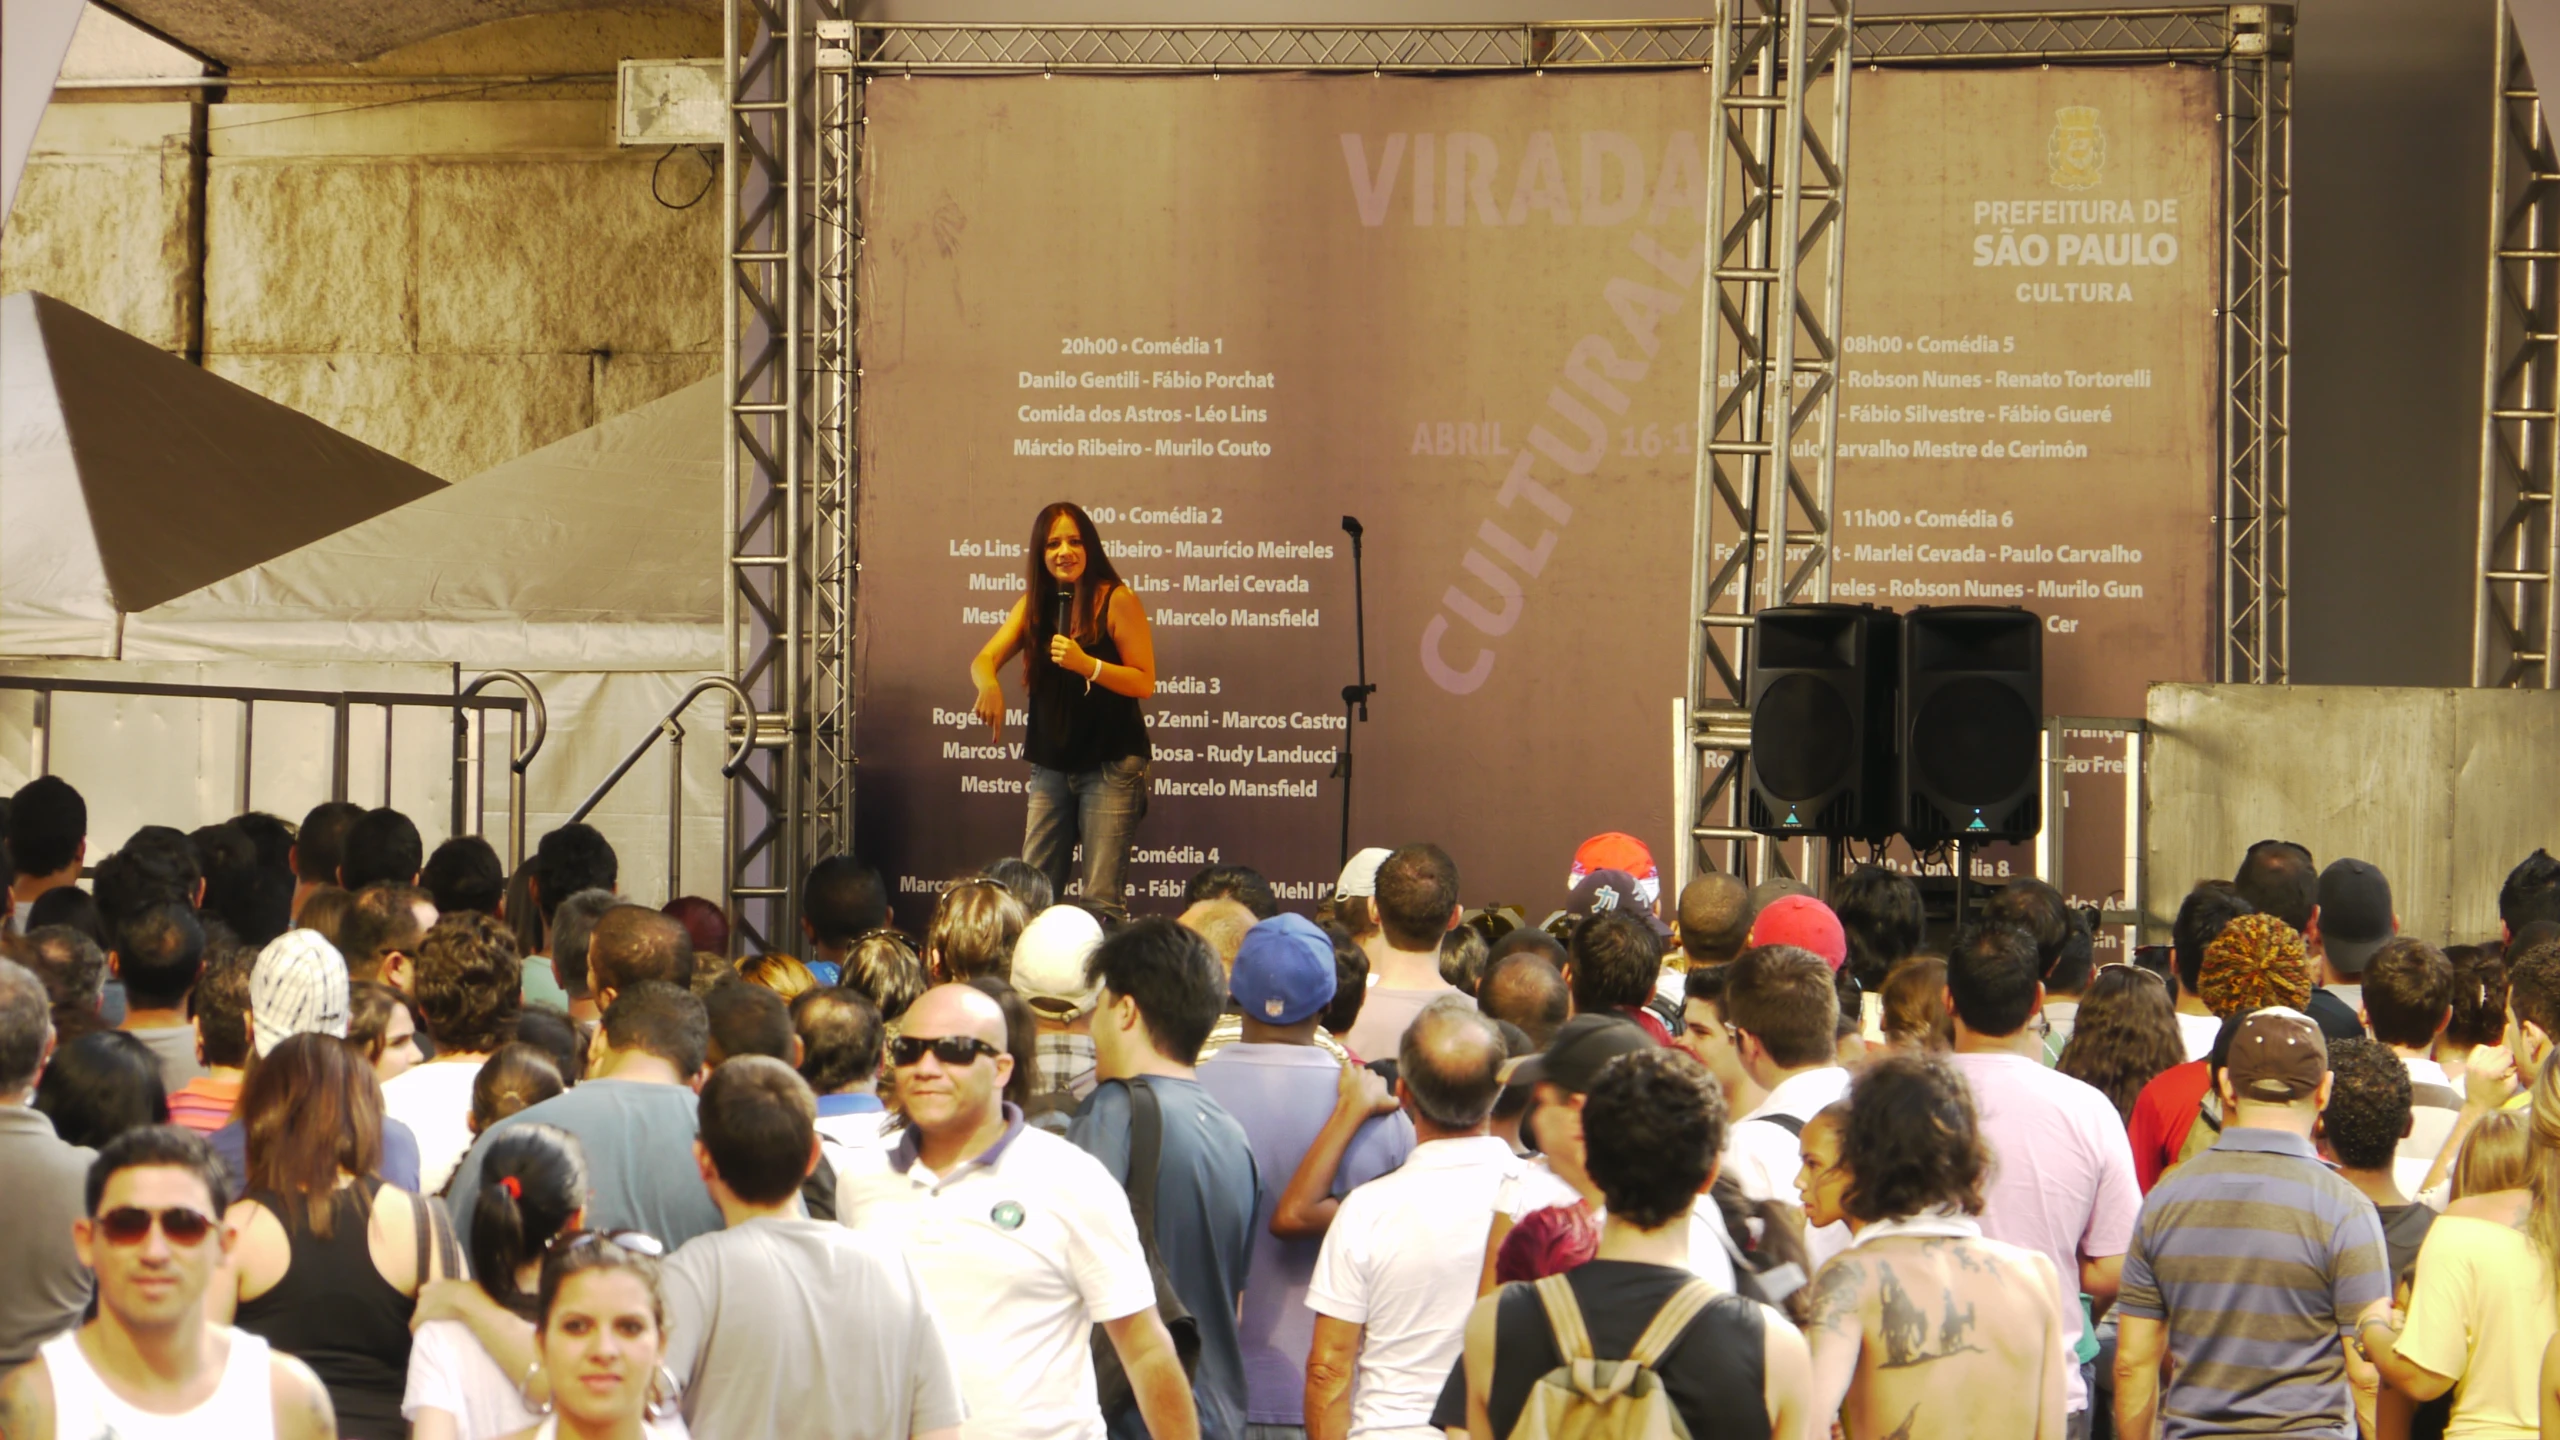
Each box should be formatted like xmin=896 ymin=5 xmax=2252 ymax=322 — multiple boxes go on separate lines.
xmin=126 ymin=375 xmax=723 ymax=672
xmin=2 ymin=289 xmax=446 ymax=657
xmin=2 ymin=375 xmax=734 ymax=904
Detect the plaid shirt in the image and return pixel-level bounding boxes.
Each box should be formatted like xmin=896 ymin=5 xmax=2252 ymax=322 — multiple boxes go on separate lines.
xmin=1034 ymin=1032 xmax=1097 ymax=1103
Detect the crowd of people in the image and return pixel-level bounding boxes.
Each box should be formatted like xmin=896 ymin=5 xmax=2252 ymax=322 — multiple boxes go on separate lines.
xmin=1 ymin=780 xmax=2558 ymax=1440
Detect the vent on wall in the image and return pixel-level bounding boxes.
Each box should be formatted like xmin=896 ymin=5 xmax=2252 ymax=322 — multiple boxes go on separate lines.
xmin=618 ymin=60 xmax=725 ymax=147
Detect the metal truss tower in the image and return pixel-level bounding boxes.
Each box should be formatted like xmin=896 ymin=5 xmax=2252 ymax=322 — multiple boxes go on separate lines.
xmin=2220 ymin=3 xmax=2292 ymax=683
xmin=724 ymin=0 xmax=853 ymax=953
xmin=2478 ymin=4 xmax=2560 ymax=688
xmin=1683 ymin=0 xmax=1854 ymax=888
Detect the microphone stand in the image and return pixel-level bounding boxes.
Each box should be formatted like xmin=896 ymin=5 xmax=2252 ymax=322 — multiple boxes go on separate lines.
xmin=1335 ymin=515 xmax=1377 ymax=867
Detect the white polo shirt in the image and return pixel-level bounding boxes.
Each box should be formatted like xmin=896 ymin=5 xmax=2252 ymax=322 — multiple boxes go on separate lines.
xmin=1307 ymin=1134 xmax=1534 ymax=1440
xmin=840 ymin=1104 xmax=1156 ymax=1440
xmin=1724 ymin=1065 xmax=1853 ymax=1269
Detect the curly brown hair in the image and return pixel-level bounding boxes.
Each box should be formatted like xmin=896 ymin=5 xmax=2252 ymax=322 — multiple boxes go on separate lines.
xmin=411 ymin=911 xmax=523 ymax=1054
xmin=1840 ymin=1051 xmax=1987 ymax=1223
xmin=2055 ymin=965 xmax=2188 ymax=1123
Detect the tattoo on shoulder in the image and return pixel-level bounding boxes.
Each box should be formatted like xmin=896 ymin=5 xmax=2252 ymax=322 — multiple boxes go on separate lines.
xmin=1881 ymin=1402 xmax=1921 ymax=1440
xmin=1810 ymin=1258 xmax=1867 ymax=1330
xmin=0 ymin=1376 xmax=33 ymax=1439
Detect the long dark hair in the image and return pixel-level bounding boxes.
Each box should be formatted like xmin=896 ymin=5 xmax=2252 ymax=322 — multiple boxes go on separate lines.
xmin=473 ymin=1123 xmax=588 ymax=1320
xmin=1023 ymin=502 xmax=1123 ymax=693
xmin=240 ymin=1032 xmax=383 ymax=1237
xmin=2055 ymin=965 xmax=2186 ymax=1124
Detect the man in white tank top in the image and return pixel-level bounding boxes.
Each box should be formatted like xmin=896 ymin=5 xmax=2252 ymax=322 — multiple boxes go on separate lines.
xmin=0 ymin=1125 xmax=335 ymax=1440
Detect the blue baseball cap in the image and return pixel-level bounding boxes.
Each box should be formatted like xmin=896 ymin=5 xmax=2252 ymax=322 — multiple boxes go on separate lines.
xmin=1230 ymin=913 xmax=1338 ymax=1025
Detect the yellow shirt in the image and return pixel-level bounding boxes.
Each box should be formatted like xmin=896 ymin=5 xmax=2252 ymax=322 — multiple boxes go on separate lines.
xmin=2398 ymin=1214 xmax=2555 ymax=1439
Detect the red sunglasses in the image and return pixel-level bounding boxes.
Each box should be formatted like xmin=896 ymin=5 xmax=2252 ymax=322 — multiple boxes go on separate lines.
xmin=96 ymin=1206 xmax=216 ymax=1247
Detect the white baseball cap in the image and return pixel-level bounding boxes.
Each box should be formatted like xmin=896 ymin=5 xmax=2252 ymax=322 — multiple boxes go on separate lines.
xmin=1011 ymin=905 xmax=1106 ymax=1019
xmin=1335 ymin=847 xmax=1392 ymax=900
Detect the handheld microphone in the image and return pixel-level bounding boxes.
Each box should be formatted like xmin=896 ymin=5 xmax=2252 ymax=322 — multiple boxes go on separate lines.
xmin=1051 ymin=588 xmax=1073 ymax=640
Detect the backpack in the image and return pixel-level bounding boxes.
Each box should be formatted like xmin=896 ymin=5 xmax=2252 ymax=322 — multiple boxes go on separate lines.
xmin=1087 ymin=1077 xmax=1203 ymax=1416
xmin=2162 ymin=1085 xmax=2223 ymax=1184
xmin=1507 ymin=1274 xmax=1717 ymax=1440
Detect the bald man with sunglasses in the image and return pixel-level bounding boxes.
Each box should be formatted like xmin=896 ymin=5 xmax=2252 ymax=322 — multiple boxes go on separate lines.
xmin=0 ymin=1125 xmax=336 ymax=1439
xmin=842 ymin=983 xmax=1199 ymax=1440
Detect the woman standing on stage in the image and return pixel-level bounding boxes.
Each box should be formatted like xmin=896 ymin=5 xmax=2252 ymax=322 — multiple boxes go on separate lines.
xmin=969 ymin=501 xmax=1156 ymax=916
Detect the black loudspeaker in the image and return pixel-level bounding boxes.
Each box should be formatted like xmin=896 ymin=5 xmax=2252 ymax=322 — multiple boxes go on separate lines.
xmin=1900 ymin=606 xmax=2043 ymax=844
xmin=1747 ymin=605 xmax=1900 ymax=840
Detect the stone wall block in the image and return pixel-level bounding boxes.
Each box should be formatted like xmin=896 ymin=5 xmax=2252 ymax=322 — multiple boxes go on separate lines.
xmin=418 ymin=157 xmax=718 ymax=355
xmin=0 ymin=153 xmax=192 ymax=351
xmin=594 ymin=351 xmax=719 ymax=418
xmin=204 ymin=352 xmax=593 ymax=480
xmin=205 ymin=160 xmax=416 ymax=354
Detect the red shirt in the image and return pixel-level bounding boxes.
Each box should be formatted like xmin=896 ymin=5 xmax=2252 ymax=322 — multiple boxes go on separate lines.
xmin=1618 ymin=1005 xmax=1675 ymax=1047
xmin=2126 ymin=1059 xmax=2212 ymax=1192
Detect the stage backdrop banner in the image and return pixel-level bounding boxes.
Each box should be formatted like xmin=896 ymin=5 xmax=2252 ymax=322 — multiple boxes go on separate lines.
xmin=855 ymin=66 xmax=2218 ymax=924
xmin=1824 ymin=65 xmax=2221 ymax=925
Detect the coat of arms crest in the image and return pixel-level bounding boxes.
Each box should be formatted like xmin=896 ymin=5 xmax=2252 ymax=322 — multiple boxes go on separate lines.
xmin=2048 ymin=105 xmax=2106 ymax=190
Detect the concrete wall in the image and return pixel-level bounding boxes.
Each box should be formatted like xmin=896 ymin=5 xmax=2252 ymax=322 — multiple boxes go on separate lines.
xmin=0 ymin=6 xmax=725 ymax=481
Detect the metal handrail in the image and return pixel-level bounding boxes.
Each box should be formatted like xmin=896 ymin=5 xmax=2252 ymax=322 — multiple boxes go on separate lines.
xmin=565 ymin=677 xmax=762 ymax=909
xmin=0 ymin=672 xmax=536 ymax=845
xmin=455 ymin=671 xmax=549 ymax=871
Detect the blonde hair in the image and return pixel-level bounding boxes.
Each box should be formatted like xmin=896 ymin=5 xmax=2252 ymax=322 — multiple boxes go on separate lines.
xmin=925 ymin=880 xmax=1029 ymax=983
xmin=2529 ymin=1055 xmax=2560 ymax=1281
xmin=738 ymin=953 xmax=817 ymax=1002
xmin=2455 ymin=1109 xmax=2530 ymax=1199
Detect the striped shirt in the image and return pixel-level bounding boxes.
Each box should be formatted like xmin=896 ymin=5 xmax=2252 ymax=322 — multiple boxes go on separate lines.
xmin=2117 ymin=1127 xmax=2390 ymax=1438
xmin=166 ymin=1076 xmax=240 ymax=1135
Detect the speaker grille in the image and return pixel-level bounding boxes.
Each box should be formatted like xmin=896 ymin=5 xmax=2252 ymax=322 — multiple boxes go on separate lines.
xmin=1910 ymin=677 xmax=2037 ymax=805
xmin=1751 ymin=673 xmax=1854 ymax=802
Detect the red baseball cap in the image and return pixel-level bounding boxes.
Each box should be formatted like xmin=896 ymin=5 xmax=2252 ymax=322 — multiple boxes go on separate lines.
xmin=1748 ymin=894 xmax=1847 ymax=971
xmin=1570 ymin=833 xmax=1659 ymax=901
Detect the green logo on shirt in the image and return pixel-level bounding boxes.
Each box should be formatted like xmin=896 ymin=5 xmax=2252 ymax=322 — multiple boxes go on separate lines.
xmin=991 ymin=1201 xmax=1026 ymax=1230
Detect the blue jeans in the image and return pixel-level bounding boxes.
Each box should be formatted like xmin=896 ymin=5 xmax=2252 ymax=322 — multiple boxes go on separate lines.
xmin=1025 ymin=755 xmax=1148 ymax=916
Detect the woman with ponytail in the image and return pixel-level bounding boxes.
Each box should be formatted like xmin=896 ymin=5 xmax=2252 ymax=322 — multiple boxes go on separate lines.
xmin=2365 ymin=1043 xmax=2560 ymax=1438
xmin=406 ymin=1123 xmax=590 ymax=1440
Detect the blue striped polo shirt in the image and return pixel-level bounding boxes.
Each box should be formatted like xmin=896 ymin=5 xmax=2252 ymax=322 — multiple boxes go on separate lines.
xmin=2117 ymin=1127 xmax=2389 ymax=1438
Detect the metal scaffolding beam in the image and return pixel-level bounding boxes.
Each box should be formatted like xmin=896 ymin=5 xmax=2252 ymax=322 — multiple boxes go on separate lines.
xmin=1683 ymin=0 xmax=1853 ymax=888
xmin=2477 ymin=5 xmax=2560 ymax=688
xmin=2221 ymin=3 xmax=2292 ymax=683
xmin=724 ymin=0 xmax=849 ymax=952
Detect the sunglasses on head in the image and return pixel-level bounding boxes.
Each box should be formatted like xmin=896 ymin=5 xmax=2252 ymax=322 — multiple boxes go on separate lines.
xmin=96 ymin=1206 xmax=216 ymax=1247
xmin=889 ymin=1034 xmax=1003 ymax=1069
xmin=547 ymin=1228 xmax=667 ymax=1259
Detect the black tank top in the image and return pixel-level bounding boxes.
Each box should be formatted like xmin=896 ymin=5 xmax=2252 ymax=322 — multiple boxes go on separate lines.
xmin=1026 ymin=581 xmax=1152 ymax=772
xmin=1486 ymin=1261 xmax=1772 ymax=1440
xmin=234 ymin=1181 xmax=417 ymax=1439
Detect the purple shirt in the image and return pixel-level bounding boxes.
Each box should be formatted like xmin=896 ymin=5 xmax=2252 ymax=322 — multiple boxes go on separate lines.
xmin=1949 ymin=1050 xmax=2141 ymax=1412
